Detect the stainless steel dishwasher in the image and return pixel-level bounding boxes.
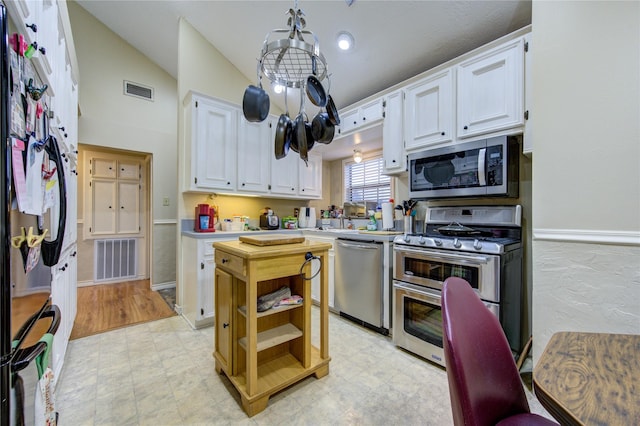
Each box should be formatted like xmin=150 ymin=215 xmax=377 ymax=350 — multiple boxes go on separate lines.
xmin=334 ymin=238 xmax=387 ymax=335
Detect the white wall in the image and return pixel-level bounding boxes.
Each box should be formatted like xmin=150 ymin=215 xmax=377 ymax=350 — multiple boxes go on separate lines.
xmin=531 ymin=1 xmax=640 ymax=359
xmin=68 ymin=2 xmax=178 ymax=286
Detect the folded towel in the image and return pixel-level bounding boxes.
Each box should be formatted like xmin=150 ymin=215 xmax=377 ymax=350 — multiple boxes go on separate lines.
xmin=274 ymin=295 xmax=303 ymax=307
xmin=257 ymin=286 xmax=291 ymax=312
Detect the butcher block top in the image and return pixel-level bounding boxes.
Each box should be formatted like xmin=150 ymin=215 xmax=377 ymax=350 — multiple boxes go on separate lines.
xmin=238 ymin=234 xmax=305 ymax=246
xmin=214 ymin=238 xmax=332 ymax=260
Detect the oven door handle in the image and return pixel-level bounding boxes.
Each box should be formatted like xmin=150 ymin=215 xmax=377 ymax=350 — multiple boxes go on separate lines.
xmin=393 ymin=281 xmax=442 ymax=303
xmin=395 ymin=246 xmax=493 ymax=264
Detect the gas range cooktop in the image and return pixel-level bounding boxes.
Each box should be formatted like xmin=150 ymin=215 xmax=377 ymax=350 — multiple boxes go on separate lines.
xmin=393 ymin=205 xmax=523 ymax=255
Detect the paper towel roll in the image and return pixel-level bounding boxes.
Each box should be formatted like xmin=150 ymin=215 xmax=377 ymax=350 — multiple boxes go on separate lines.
xmin=382 ymin=202 xmax=394 ymax=230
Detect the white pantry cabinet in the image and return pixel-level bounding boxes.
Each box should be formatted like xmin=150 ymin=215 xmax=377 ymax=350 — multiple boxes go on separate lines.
xmin=457 ymin=37 xmax=525 ymax=139
xmin=6 ymin=0 xmax=79 ymax=381
xmin=382 ymin=90 xmax=406 ymax=175
xmin=404 ymin=69 xmax=454 ymax=151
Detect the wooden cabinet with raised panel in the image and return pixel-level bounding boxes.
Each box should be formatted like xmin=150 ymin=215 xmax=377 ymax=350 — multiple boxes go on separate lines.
xmin=214 ymin=267 xmax=233 ymax=372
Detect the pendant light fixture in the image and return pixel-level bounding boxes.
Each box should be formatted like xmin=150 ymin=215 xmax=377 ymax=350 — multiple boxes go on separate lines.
xmin=353 ymin=150 xmax=363 ymax=163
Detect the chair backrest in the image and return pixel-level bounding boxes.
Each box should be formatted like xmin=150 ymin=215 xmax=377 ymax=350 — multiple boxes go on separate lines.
xmin=442 ymin=277 xmax=530 ymax=426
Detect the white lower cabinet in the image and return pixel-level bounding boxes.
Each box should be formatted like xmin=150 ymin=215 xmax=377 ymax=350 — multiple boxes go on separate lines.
xmin=182 ymin=237 xmax=234 ymax=328
xmin=305 ymin=235 xmax=336 ymax=309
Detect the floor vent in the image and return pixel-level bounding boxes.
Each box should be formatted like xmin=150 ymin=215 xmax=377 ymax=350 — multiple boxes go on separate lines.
xmin=124 ymin=80 xmax=154 ymax=101
xmin=95 ymin=238 xmax=137 ymax=282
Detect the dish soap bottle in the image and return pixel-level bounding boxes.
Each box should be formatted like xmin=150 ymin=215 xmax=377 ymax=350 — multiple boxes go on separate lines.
xmin=366 ymin=210 xmax=378 ymax=231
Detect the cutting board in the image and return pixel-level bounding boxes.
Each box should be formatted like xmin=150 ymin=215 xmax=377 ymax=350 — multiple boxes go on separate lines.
xmin=358 ymin=230 xmax=403 ymax=235
xmin=239 ymin=234 xmax=305 ymax=246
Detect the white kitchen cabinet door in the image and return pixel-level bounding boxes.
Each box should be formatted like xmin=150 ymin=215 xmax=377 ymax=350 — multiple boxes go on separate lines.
xmin=270 ymin=147 xmax=299 ymax=196
xmin=457 ymin=37 xmax=524 ymax=138
xmin=200 ymin=250 xmax=215 ymax=324
xmin=192 ymin=96 xmax=237 ymax=191
xmin=298 ymin=152 xmax=322 ymax=199
xmin=91 ymin=158 xmax=117 ymax=178
xmin=382 ymin=90 xmax=406 ymax=174
xmin=118 ymin=160 xmax=140 ymax=180
xmin=404 ymin=70 xmax=453 ymax=150
xmin=237 ymin=118 xmax=271 ymax=194
xmin=91 ymin=179 xmax=117 ymax=235
xmin=306 ymin=236 xmax=335 ymax=309
xmin=117 ymin=181 xmax=141 ymax=234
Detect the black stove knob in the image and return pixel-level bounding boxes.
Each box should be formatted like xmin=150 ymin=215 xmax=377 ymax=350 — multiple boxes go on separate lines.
xmin=473 ymin=239 xmax=482 ymax=250
xmin=453 ymin=238 xmax=462 ymax=249
xmin=435 ymin=239 xmax=443 ymax=247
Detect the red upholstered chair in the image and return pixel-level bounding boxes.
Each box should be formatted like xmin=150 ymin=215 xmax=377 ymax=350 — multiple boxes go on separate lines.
xmin=441 ymin=277 xmax=557 ymax=426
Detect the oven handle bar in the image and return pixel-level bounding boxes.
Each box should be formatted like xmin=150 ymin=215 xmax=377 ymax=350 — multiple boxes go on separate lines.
xmin=393 ymin=281 xmax=442 ymax=303
xmin=395 ymin=246 xmax=494 ymax=265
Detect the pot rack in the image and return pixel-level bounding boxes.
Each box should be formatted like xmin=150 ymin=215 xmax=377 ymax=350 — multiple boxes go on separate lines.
xmin=259 ymin=4 xmax=328 ymax=89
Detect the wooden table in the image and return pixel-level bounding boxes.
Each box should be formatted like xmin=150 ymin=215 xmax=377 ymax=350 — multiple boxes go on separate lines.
xmin=533 ymin=332 xmax=640 ymax=425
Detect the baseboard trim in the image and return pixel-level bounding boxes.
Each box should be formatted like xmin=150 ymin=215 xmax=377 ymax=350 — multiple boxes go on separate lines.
xmin=533 ymin=228 xmax=640 ymax=246
xmin=151 ymin=281 xmax=176 ymax=291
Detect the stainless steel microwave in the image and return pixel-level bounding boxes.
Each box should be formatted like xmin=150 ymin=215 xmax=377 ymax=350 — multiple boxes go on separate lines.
xmin=408 ymin=135 xmax=520 ymax=199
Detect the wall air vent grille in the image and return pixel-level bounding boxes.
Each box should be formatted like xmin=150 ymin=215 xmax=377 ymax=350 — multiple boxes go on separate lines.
xmin=94 ymin=238 xmax=137 ymax=282
xmin=124 ymin=80 xmax=154 ymax=101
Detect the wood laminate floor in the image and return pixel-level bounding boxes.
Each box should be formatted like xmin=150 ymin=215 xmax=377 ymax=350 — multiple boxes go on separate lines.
xmin=70 ymin=279 xmax=176 ymax=340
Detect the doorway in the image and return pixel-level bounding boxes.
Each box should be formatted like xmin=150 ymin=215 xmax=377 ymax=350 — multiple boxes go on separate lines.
xmin=76 ymin=145 xmax=152 ymax=287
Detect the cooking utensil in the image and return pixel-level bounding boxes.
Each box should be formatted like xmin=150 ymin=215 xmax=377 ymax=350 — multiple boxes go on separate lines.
xmin=274 ymin=87 xmax=292 ymax=159
xmin=311 ymin=111 xmax=334 ymax=143
xmin=242 ymin=63 xmax=270 ymax=122
xmin=306 ymin=57 xmax=327 ymax=107
xmin=323 ymin=75 xmax=340 ymax=125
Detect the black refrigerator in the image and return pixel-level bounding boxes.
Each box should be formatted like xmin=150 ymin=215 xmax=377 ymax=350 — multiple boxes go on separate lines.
xmin=1 ymin=3 xmax=62 ymax=424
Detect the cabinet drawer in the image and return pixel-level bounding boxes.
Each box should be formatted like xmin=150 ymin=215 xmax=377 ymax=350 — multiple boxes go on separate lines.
xmin=215 ymin=250 xmax=245 ymax=276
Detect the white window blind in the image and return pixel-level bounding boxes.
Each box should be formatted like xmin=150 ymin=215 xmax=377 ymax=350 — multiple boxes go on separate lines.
xmin=344 ymin=156 xmax=391 ymax=204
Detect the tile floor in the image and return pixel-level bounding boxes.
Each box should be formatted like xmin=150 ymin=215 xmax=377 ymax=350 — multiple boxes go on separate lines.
xmin=56 ymin=307 xmax=553 ymax=425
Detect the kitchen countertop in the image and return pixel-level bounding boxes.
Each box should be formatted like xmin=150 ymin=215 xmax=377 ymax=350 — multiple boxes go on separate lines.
xmin=182 ymin=227 xmax=400 ymax=242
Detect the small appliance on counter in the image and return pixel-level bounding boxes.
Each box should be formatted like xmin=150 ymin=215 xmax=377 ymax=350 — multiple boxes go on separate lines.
xmin=194 ymin=204 xmax=215 ymax=232
xmin=298 ymin=207 xmax=316 ymax=228
xmin=259 ymin=208 xmax=280 ymax=230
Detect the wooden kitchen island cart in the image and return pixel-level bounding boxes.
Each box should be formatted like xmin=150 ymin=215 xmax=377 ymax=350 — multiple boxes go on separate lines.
xmin=212 ymin=237 xmax=332 ymax=416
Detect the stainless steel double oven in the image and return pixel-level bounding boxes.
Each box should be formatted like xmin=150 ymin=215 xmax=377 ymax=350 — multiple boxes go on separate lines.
xmin=392 ymin=205 xmax=523 ymax=367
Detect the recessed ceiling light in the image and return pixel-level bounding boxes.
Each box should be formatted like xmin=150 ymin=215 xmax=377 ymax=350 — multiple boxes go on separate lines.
xmin=337 ymin=31 xmax=354 ymax=51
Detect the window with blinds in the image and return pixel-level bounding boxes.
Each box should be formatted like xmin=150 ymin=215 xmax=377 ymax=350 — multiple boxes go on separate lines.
xmin=344 ymin=155 xmax=391 ymax=204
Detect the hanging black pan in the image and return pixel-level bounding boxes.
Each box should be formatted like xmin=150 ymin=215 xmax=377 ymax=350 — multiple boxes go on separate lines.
xmin=274 ymin=87 xmax=292 ymax=159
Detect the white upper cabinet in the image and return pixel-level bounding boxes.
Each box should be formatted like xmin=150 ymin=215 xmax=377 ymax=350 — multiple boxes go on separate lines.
xmin=184 ymin=92 xmax=322 ymax=199
xmin=382 ymin=90 xmax=406 ymax=174
xmin=336 ymin=97 xmax=384 ymax=137
xmin=237 ymin=118 xmax=272 ymax=194
xmin=404 ymin=69 xmax=454 ymax=151
xmin=270 ymin=150 xmax=299 ymax=196
xmin=457 ymin=37 xmax=525 ymax=139
xmin=184 ymin=93 xmax=237 ymax=192
xmin=298 ymin=152 xmax=322 ymax=198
